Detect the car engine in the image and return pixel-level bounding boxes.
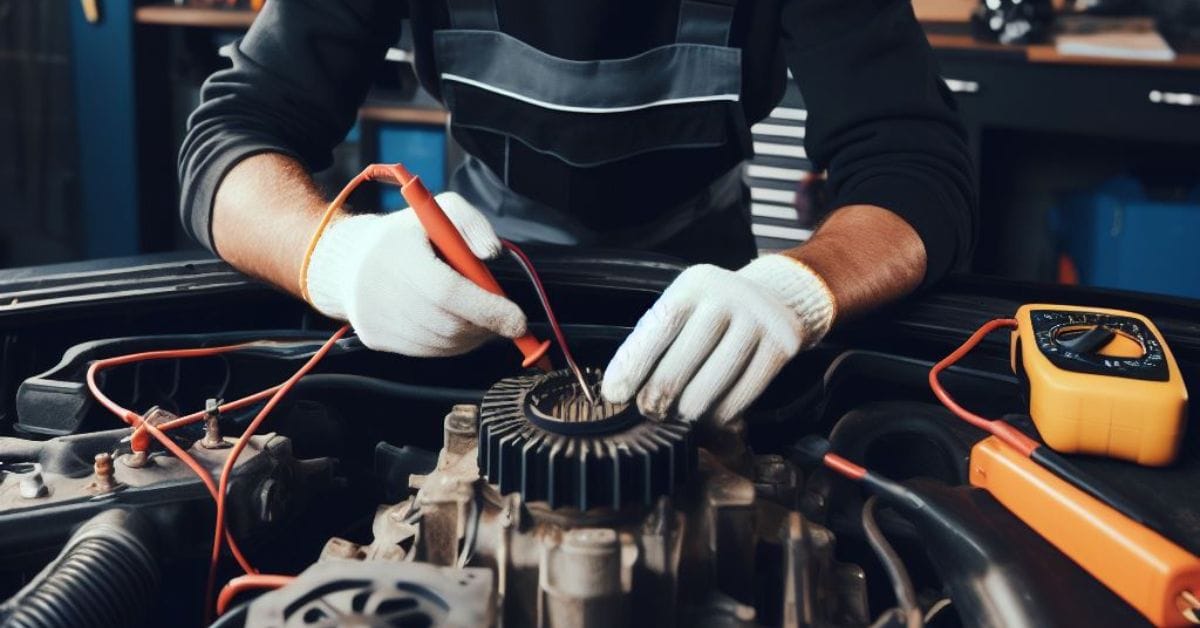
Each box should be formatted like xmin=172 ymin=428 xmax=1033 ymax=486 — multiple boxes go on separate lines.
xmin=300 ymin=368 xmax=865 ymax=628
xmin=0 ymin=252 xmax=1193 ymax=628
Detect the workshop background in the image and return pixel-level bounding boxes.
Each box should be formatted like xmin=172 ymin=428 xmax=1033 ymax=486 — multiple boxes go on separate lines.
xmin=2 ymin=0 xmax=1199 ymax=298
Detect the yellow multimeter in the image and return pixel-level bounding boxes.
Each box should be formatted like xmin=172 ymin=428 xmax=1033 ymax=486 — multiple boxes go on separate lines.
xmin=1011 ymin=304 xmax=1189 ymax=466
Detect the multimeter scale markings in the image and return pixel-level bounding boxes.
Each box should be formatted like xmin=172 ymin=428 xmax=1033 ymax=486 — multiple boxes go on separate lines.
xmin=1030 ymin=309 xmax=1169 ymax=382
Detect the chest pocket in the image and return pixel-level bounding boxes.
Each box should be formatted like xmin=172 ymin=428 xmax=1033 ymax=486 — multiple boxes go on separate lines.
xmin=432 ymin=0 xmax=748 ymax=169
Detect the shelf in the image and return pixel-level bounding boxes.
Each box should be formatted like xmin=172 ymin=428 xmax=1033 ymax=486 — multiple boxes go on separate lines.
xmin=1025 ymin=45 xmax=1200 ymax=70
xmin=924 ymin=21 xmax=1200 ymax=70
xmin=135 ymin=5 xmax=257 ymax=29
xmin=359 ymin=105 xmax=448 ymax=127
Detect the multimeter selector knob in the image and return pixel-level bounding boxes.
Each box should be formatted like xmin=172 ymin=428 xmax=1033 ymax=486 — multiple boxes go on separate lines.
xmin=1055 ymin=326 xmax=1118 ymax=355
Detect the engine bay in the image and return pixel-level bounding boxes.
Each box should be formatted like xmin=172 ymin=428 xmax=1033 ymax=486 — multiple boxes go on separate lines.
xmin=0 ymin=251 xmax=1196 ymax=628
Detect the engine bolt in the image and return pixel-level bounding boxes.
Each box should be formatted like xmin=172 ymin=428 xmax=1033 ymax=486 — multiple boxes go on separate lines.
xmin=199 ymin=398 xmax=229 ymax=449
xmin=121 ymin=450 xmax=150 ymax=468
xmin=19 ymin=471 xmax=47 ymax=499
xmin=122 ymin=406 xmax=176 ymax=468
xmin=443 ymin=405 xmax=479 ymax=458
xmin=89 ymin=452 xmax=119 ymax=494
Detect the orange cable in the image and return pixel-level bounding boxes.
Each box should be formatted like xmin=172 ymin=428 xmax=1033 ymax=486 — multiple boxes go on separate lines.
xmin=297 ymin=164 xmax=415 ymax=303
xmin=84 ymin=162 xmax=575 ymax=623
xmin=85 ymin=358 xmax=257 ymax=575
xmin=85 ymin=331 xmax=348 ymax=622
xmin=86 ymin=341 xmax=262 ymax=449
xmin=823 ymin=452 xmax=867 ymax=480
xmin=927 ymin=318 xmax=1039 ymax=457
xmin=215 ymin=573 xmax=295 ymax=616
xmin=206 ymin=325 xmax=349 ymax=616
xmin=298 ymin=171 xmax=367 ymax=302
xmin=137 ymin=385 xmax=284 ymax=444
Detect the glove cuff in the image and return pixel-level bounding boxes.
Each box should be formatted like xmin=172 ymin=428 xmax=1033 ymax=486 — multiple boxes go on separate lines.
xmin=305 ymin=213 xmax=383 ymax=320
xmin=738 ymin=255 xmax=837 ymax=349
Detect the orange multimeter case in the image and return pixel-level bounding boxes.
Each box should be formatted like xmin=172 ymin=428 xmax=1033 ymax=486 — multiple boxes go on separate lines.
xmin=1011 ymin=304 xmax=1189 ymax=466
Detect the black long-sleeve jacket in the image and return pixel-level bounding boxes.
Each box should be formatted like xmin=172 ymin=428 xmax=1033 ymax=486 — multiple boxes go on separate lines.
xmin=179 ymin=0 xmax=976 ymax=284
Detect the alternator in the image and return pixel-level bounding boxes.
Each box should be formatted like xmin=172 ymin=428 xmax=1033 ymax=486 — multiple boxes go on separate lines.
xmin=478 ymin=368 xmax=695 ymax=511
xmin=319 ymin=372 xmax=869 ymax=627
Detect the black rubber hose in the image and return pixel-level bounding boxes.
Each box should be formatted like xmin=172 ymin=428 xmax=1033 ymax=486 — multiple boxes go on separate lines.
xmin=292 ymin=374 xmax=485 ymax=404
xmin=0 ymin=510 xmax=159 ymax=628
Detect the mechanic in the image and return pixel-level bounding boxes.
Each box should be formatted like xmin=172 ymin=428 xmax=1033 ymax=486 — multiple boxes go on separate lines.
xmin=178 ymin=0 xmax=975 ymax=426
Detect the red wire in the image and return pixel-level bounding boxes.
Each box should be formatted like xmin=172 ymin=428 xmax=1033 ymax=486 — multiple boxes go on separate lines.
xmin=85 ymin=335 xmax=349 ymax=577
xmin=822 ymin=319 xmax=1034 ymax=480
xmin=206 ymin=325 xmax=349 ymax=616
xmin=82 ymin=163 xmax=583 ymax=623
xmin=216 ymin=574 xmax=294 ymax=616
xmin=927 ymin=318 xmax=1039 ymax=457
xmin=500 ymin=240 xmax=584 ymax=375
xmin=86 ymin=341 xmax=258 ymax=422
xmin=823 ymin=453 xmax=867 ymax=480
xmin=150 ymin=386 xmax=283 ymax=436
xmin=83 ymin=341 xmax=289 ymax=451
xmin=87 ymin=352 xmax=260 ymax=575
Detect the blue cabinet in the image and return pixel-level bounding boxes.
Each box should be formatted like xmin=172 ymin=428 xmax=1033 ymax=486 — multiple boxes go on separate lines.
xmin=1054 ymin=177 xmax=1200 ymax=299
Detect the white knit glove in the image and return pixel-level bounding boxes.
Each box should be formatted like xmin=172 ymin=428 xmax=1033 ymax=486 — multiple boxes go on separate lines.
xmin=305 ymin=192 xmax=527 ymax=356
xmin=601 ymin=256 xmax=835 ymax=425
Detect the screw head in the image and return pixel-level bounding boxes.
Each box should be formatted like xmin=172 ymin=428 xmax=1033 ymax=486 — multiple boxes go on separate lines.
xmin=19 ymin=472 xmax=47 ymax=499
xmin=94 ymin=453 xmax=113 ymax=476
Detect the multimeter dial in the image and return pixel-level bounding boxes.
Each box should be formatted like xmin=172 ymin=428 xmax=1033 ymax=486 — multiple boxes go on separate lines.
xmin=1029 ymin=310 xmax=1169 ymax=381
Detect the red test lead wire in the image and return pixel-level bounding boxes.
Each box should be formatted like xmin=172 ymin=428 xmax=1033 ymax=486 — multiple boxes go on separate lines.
xmin=216 ymin=574 xmax=295 ymax=616
xmin=822 ymin=451 xmax=867 ymax=481
xmin=927 ymin=317 xmax=1158 ymax=529
xmin=501 ymin=240 xmax=597 ymax=402
xmin=86 ymin=349 xmax=260 ymax=576
xmin=205 ymin=325 xmax=350 ymax=616
xmin=84 ymin=162 xmax=589 ymax=621
xmin=383 ymin=164 xmax=554 ymax=371
xmin=85 ymin=330 xmax=349 ymax=621
xmin=926 ymin=318 xmax=1039 ymax=456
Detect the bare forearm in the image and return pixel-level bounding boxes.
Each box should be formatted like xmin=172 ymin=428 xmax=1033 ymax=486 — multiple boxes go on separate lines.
xmin=783 ymin=204 xmax=927 ymax=321
xmin=212 ymin=153 xmax=341 ymax=298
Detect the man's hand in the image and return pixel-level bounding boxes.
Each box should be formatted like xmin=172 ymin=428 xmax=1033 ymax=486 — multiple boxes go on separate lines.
xmin=601 ymin=256 xmax=835 ymax=425
xmin=305 ymin=192 xmax=527 ymax=356
xmin=600 ymin=204 xmax=928 ymax=425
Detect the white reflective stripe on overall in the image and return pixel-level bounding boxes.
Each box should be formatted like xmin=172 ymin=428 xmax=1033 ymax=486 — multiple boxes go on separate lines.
xmin=437 ymin=0 xmax=746 ymax=246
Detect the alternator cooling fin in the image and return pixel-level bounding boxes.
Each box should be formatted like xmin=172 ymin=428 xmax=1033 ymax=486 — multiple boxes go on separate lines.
xmin=478 ymin=369 xmax=696 ymax=511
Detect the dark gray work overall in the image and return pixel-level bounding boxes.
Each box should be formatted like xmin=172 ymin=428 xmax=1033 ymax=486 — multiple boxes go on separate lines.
xmin=432 ymin=0 xmax=760 ymax=268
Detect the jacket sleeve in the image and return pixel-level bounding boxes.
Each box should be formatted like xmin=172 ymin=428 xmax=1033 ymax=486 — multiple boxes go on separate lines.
xmin=178 ymin=0 xmax=405 ymax=251
xmin=779 ymin=0 xmax=977 ymax=285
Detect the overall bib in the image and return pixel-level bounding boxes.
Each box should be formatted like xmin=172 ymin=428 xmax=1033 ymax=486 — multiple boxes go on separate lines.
xmin=432 ymin=0 xmax=759 ymax=267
